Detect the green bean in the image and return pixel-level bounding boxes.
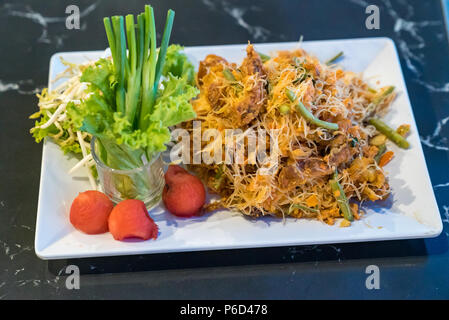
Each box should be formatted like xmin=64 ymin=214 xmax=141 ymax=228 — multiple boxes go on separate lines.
xmin=368 ymin=118 xmax=410 ymax=149
xmin=286 ymin=89 xmax=339 ymax=130
xmin=330 ymin=171 xmax=353 ymax=221
xmin=372 ymin=86 xmax=395 ymax=106
xmin=257 ymin=51 xmax=271 ymax=62
xmin=289 ymin=204 xmax=319 ymax=214
xmin=223 ymin=68 xmax=237 ymax=82
xmin=325 ymin=51 xmax=344 ymax=65
xmin=374 ymin=144 xmax=387 ymax=163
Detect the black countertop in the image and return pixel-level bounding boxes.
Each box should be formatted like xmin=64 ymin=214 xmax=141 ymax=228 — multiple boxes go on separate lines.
xmin=1 ymin=0 xmax=449 ymax=299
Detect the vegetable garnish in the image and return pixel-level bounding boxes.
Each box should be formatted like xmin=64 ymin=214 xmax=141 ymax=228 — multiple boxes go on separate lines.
xmin=368 ymin=118 xmax=410 ymax=149
xmin=285 ymin=88 xmax=339 ymax=130
xmin=325 ymin=51 xmax=344 ymax=65
xmin=30 ymin=6 xmax=198 ymax=193
xmin=378 ymin=150 xmax=395 ymax=167
xmin=329 ymin=171 xmax=353 ymax=222
xmin=30 ymin=60 xmax=98 ymax=189
xmin=67 ymin=5 xmax=198 ymax=171
xmin=288 ymin=204 xmax=319 ymax=215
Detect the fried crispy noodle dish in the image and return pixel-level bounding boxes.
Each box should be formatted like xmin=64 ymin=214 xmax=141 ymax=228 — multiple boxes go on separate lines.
xmin=182 ymin=44 xmax=402 ymax=226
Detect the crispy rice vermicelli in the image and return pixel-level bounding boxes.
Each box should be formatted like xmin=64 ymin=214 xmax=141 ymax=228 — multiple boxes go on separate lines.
xmin=182 ymin=44 xmax=399 ymax=225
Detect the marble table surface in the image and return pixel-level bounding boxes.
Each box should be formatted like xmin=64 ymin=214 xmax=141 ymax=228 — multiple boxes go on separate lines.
xmin=1 ymin=0 xmax=449 ymax=299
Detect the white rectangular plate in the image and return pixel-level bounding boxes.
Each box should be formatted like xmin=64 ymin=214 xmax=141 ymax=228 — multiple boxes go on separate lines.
xmin=35 ymin=38 xmax=443 ymax=259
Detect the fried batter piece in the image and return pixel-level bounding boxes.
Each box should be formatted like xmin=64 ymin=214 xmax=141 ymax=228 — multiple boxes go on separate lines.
xmin=186 ymin=44 xmax=397 ymax=225
xmin=193 ymin=44 xmax=267 ymax=127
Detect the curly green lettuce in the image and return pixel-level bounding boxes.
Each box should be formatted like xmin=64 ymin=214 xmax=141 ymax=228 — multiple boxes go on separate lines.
xmin=66 ymin=44 xmax=198 ymax=170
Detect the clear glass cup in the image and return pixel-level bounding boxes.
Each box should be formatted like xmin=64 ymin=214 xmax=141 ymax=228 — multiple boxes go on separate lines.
xmin=91 ymin=137 xmax=165 ymax=209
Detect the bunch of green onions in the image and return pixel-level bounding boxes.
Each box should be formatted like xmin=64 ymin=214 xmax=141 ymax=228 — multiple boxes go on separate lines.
xmin=103 ymin=5 xmax=174 ymax=131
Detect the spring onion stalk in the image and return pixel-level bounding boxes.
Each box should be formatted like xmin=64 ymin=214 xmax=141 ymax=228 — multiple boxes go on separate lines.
xmin=139 ymin=6 xmax=158 ymax=129
xmin=153 ymin=10 xmax=175 ymax=98
xmin=329 ymin=171 xmax=353 ymax=221
xmin=104 ymin=5 xmax=180 ymax=131
xmin=108 ymin=16 xmax=126 ymax=114
xmin=289 ymin=204 xmax=319 ymax=214
xmin=123 ymin=14 xmax=142 ymax=125
xmin=105 ymin=6 xmax=176 ymax=130
xmin=368 ymin=118 xmax=410 ymax=149
xmin=286 ymin=88 xmax=339 ymax=130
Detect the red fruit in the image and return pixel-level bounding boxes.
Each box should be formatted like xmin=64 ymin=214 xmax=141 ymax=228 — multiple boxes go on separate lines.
xmin=108 ymin=199 xmax=158 ymax=241
xmin=162 ymin=165 xmax=206 ymax=217
xmin=70 ymin=190 xmax=114 ymax=234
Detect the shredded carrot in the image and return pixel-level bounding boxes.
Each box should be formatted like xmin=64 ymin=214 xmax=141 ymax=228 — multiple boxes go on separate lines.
xmin=378 ymin=151 xmax=394 ymax=167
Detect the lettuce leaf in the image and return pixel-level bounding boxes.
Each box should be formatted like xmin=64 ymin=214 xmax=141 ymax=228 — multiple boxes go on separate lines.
xmin=80 ymin=58 xmax=116 ymax=107
xmin=65 ymin=45 xmax=198 ymax=170
xmin=163 ymin=44 xmax=195 ymax=85
xmin=150 ymin=74 xmax=198 ymax=127
xmin=30 ymin=103 xmax=83 ymax=155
